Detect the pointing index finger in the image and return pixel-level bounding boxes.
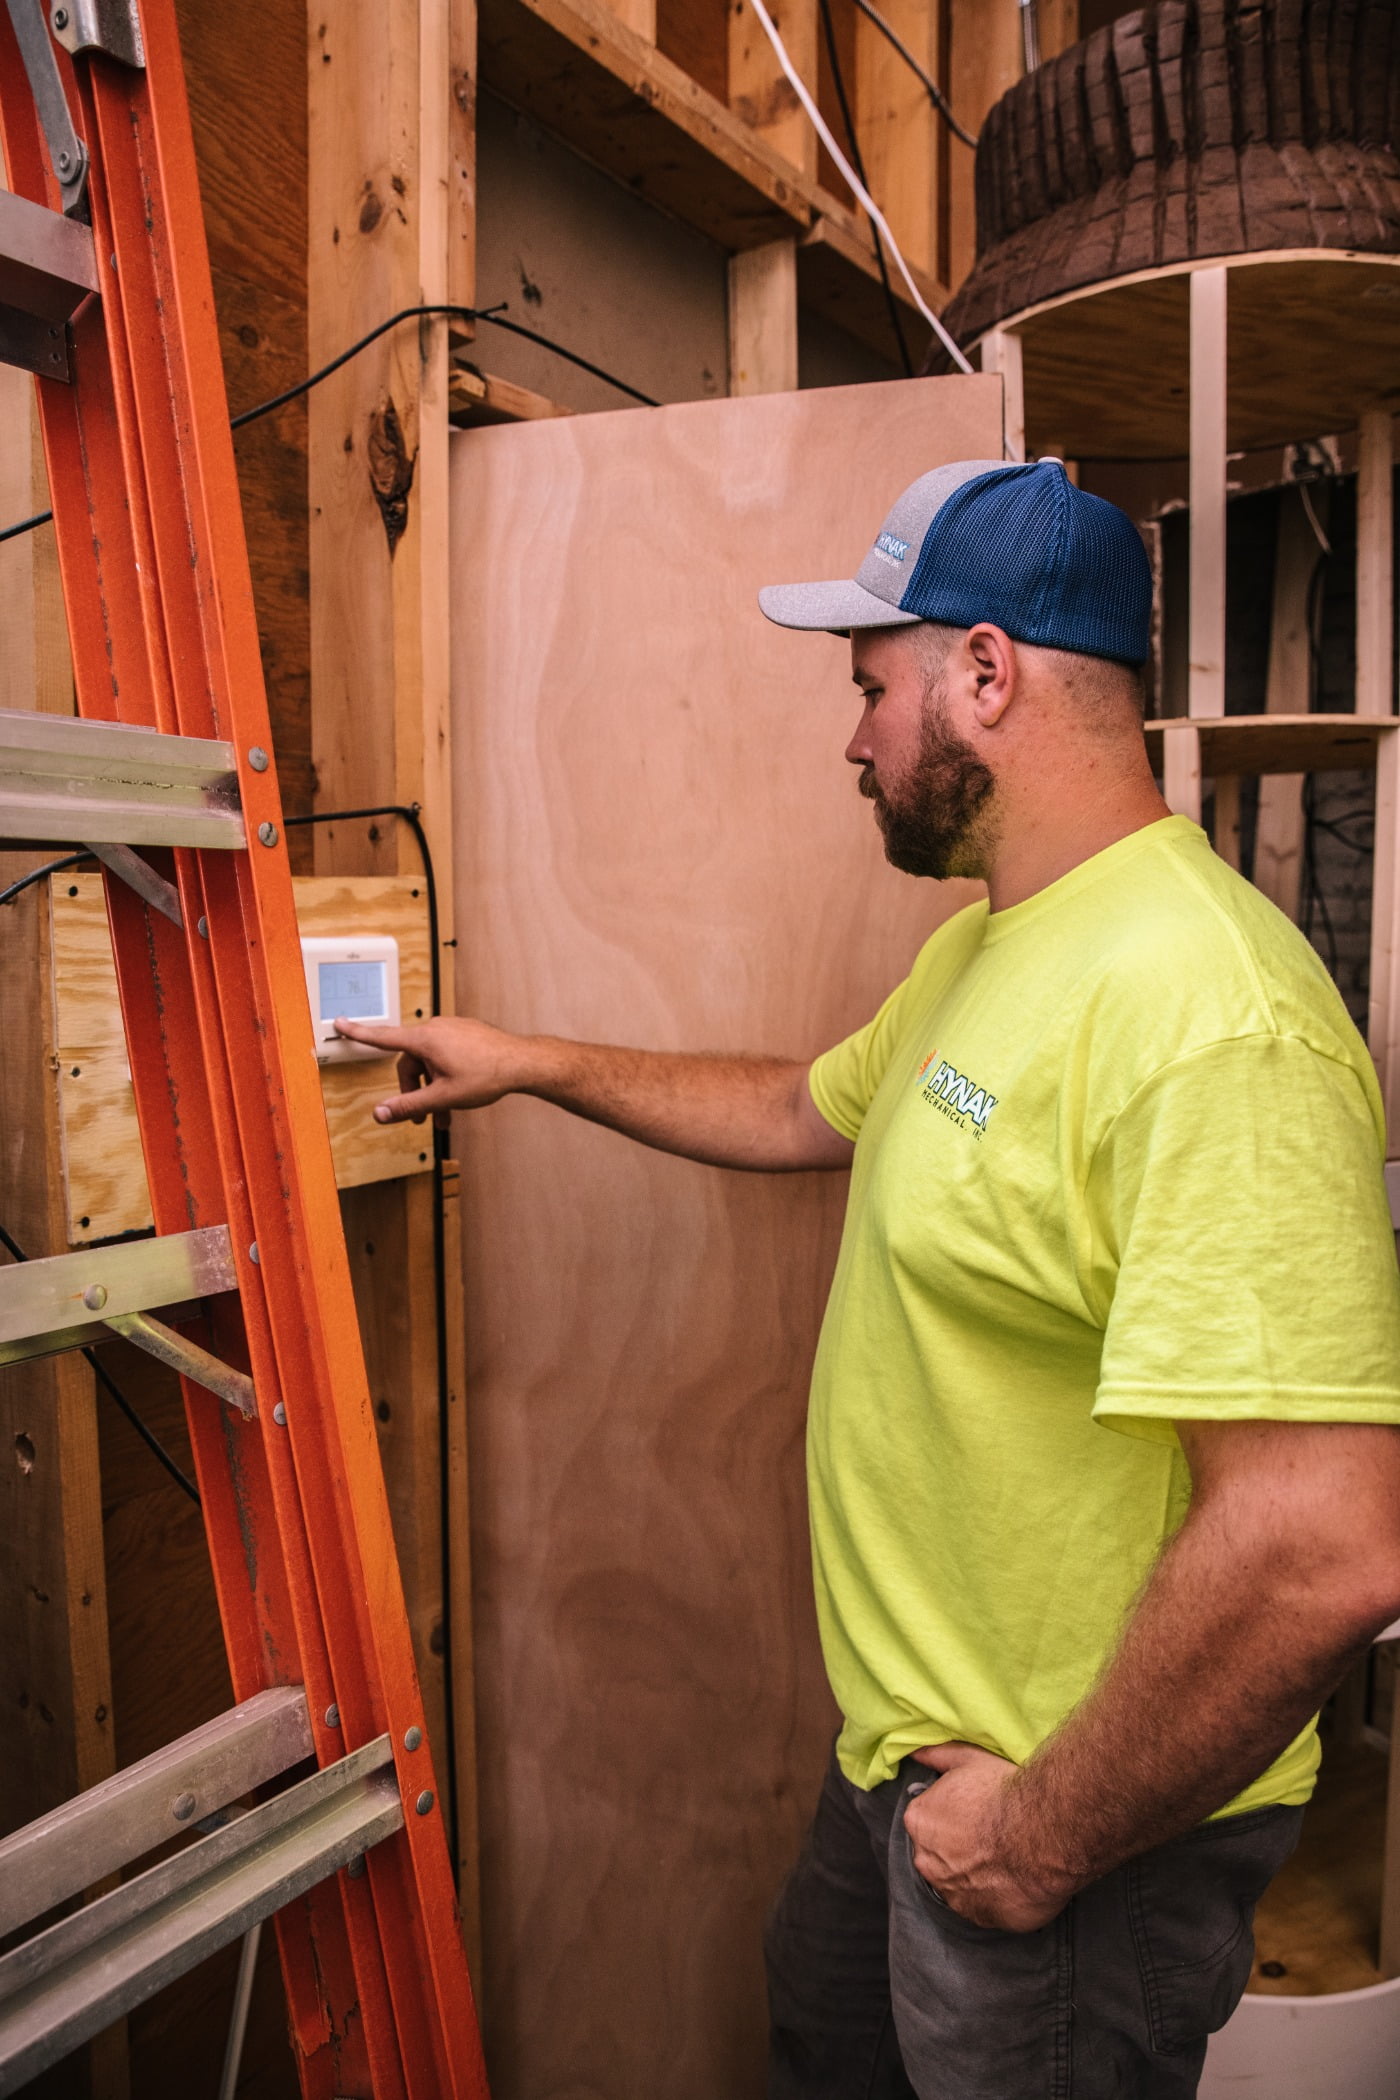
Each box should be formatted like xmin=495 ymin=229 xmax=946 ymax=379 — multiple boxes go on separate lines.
xmin=333 ymin=1016 xmax=413 ymax=1049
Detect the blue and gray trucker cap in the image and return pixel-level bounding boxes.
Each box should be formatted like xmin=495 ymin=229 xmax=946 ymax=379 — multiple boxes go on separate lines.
xmin=759 ymin=457 xmax=1152 ymax=666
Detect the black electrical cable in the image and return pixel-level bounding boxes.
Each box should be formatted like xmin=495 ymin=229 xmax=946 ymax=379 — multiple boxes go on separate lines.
xmin=0 ymin=301 xmax=660 ymax=546
xmin=0 ymin=850 xmax=94 ymax=909
xmin=817 ymin=0 xmax=914 ymax=378
xmin=284 ymin=802 xmax=459 ymax=1868
xmin=0 ymin=1221 xmax=202 ymax=1506
xmin=849 ymin=0 xmax=978 ymax=148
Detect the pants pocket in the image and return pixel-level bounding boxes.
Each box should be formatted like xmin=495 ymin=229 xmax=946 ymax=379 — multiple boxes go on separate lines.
xmin=1127 ymin=1807 xmax=1302 ymax=2056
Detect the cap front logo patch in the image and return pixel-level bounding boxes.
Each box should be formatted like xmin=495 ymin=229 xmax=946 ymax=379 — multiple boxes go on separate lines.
xmin=874 ymin=532 xmax=910 ymax=563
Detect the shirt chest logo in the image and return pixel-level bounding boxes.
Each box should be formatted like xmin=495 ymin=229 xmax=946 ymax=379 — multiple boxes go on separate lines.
xmin=916 ymin=1051 xmax=998 ymax=1136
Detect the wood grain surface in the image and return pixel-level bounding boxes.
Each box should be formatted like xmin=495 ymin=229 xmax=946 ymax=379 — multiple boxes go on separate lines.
xmin=48 ymin=876 xmax=433 ymax=1244
xmin=449 ymin=374 xmax=999 ymax=2098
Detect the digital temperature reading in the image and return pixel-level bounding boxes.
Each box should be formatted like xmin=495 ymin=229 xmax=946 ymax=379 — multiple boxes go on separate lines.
xmin=301 ymin=935 xmax=401 ymax=1062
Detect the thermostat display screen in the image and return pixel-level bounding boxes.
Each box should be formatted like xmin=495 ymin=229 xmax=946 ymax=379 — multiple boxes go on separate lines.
xmin=318 ymin=958 xmax=387 ymax=1020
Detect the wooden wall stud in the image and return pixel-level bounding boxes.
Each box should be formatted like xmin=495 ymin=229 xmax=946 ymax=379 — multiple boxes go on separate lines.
xmin=728 ymin=236 xmax=799 ymax=394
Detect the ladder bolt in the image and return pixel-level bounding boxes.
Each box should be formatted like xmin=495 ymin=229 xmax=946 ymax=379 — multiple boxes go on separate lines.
xmin=170 ymin=1791 xmax=197 ymax=1822
xmin=196 ymin=915 xmax=208 ymax=938
xmin=82 ymin=1284 xmax=108 ymax=1311
xmin=324 ymin=1704 xmax=340 ymax=1728
xmin=256 ymin=821 xmax=279 ymax=848
xmin=248 ymin=746 xmax=269 ymax=771
xmin=403 ymin=1725 xmax=422 ymax=1752
xmin=414 ymin=1789 xmax=435 ymax=1816
xmin=272 ymin=1402 xmax=287 ymax=1427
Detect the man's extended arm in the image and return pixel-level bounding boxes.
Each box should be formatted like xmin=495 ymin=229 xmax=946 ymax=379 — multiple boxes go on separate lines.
xmin=905 ymin=1417 xmax=1400 ymax=1931
xmin=332 ymin=1014 xmax=854 ymax=1172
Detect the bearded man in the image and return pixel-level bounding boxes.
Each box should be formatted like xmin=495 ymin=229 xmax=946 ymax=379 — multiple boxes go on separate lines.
xmin=337 ymin=459 xmax=1400 ymax=2099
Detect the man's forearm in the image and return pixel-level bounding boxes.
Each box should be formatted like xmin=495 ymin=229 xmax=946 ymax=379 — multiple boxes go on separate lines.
xmin=503 ymin=1037 xmax=833 ymax=1171
xmin=1001 ymin=1471 xmax=1383 ymax=1890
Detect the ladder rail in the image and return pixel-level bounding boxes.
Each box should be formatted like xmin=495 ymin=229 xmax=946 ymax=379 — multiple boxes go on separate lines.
xmin=0 ymin=5 xmax=489 ymax=2092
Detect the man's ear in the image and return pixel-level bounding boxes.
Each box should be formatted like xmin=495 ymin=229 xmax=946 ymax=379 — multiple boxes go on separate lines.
xmin=965 ymin=624 xmax=1017 ymax=728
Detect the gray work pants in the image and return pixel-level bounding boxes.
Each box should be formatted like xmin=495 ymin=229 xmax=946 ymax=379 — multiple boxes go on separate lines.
xmin=765 ymin=1746 xmax=1302 ymax=2100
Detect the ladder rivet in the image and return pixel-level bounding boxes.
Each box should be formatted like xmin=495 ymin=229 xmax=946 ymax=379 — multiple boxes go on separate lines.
xmin=82 ymin=1284 xmax=107 ymax=1311
xmin=346 ymin=1855 xmax=366 ymax=1879
xmin=170 ymin=1791 xmax=196 ymax=1822
xmin=403 ymin=1725 xmax=422 ymax=1752
xmin=196 ymin=915 xmax=209 ymax=939
xmin=325 ymin=1703 xmax=340 ymax=1729
xmin=272 ymin=1402 xmax=287 ymax=1427
xmin=248 ymin=746 xmax=270 ymax=772
xmin=52 ymin=6 xmax=68 ymax=25
xmin=257 ymin=821 xmax=279 ymax=848
xmin=57 ymin=149 xmax=71 ymax=171
xmin=248 ymin=1242 xmax=260 ymax=1264
xmin=414 ymin=1789 xmax=435 ymax=1817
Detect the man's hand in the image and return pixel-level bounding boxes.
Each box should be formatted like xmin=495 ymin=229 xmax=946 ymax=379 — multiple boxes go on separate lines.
xmin=903 ymin=1743 xmax=1075 ymax=1933
xmin=333 ymin=1015 xmax=526 ymax=1124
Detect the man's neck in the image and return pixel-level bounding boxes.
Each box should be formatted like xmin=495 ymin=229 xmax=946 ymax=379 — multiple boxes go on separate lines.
xmin=983 ymin=774 xmax=1173 ymax=915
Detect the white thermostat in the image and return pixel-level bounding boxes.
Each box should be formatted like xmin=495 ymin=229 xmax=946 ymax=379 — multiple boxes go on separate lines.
xmin=301 ymin=935 xmax=401 ymax=1063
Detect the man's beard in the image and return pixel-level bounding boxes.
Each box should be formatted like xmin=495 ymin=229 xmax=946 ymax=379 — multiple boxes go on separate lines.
xmin=859 ymin=685 xmax=995 ymax=880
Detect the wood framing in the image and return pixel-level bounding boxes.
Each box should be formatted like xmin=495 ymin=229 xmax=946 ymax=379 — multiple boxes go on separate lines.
xmin=307 ymin=0 xmax=481 ymax=1947
xmin=1188 ymin=265 xmax=1227 ymax=727
xmin=0 ymin=367 xmax=124 ymax=2100
xmin=1357 ymin=407 xmax=1396 ymax=721
xmin=980 ymin=326 xmax=1024 ymax=461
xmin=729 ymin=0 xmax=817 ymax=179
xmin=855 ymin=0 xmax=940 ymax=286
xmin=729 ymin=237 xmax=800 ymax=394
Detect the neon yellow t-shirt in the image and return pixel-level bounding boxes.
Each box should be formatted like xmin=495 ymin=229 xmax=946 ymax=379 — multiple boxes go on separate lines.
xmin=807 ymin=815 xmax=1400 ymax=1813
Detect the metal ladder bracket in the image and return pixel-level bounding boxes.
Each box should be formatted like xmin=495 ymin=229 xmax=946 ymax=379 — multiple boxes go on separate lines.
xmin=87 ymin=840 xmax=183 ymax=926
xmin=50 ymin=0 xmax=145 ymax=69
xmin=2 ymin=0 xmax=88 ymax=212
xmin=0 ymin=184 xmax=99 ymax=380
xmin=0 ymin=709 xmax=245 ymax=850
xmin=0 ymin=1225 xmax=255 ymax=1414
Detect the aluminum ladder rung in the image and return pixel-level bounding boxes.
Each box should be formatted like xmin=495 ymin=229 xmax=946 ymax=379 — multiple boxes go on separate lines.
xmin=0 ymin=1225 xmax=256 ymax=1416
xmin=0 ymin=708 xmax=245 ymax=849
xmin=0 ymin=1686 xmax=314 ymax=1942
xmin=0 ymin=1734 xmax=402 ymax=2096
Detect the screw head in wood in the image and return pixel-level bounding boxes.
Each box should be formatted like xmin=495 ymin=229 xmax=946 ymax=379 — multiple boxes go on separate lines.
xmin=414 ymin=1789 xmax=435 ymax=1816
xmin=82 ymin=1284 xmax=107 ymax=1311
xmin=248 ymin=746 xmax=270 ymax=772
xmin=171 ymin=1791 xmax=196 ymax=1822
xmin=257 ymin=821 xmax=279 ymax=848
xmin=272 ymin=1402 xmax=287 ymax=1427
xmin=403 ymin=1725 xmax=422 ymax=1752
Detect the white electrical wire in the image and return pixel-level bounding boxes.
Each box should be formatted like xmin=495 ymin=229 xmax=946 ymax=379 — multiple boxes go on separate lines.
xmin=745 ymin=0 xmax=975 ymax=374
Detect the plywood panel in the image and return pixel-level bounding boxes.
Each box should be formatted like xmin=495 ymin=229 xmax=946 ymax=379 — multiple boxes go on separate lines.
xmin=48 ymin=876 xmax=433 ymax=1244
xmin=450 ymin=373 xmax=1001 ymax=2098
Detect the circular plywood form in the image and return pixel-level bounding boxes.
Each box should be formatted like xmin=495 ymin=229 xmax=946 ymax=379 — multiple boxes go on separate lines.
xmin=997 ymin=253 xmax=1400 ymax=463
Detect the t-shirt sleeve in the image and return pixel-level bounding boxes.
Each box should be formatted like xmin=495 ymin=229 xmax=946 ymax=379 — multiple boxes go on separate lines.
xmin=808 ymin=974 xmax=916 ymax=1142
xmin=1088 ymin=1032 xmax=1400 ymax=1443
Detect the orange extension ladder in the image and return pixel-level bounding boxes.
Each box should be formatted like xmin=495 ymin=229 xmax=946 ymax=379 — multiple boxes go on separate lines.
xmin=0 ymin=2 xmax=490 ymax=2093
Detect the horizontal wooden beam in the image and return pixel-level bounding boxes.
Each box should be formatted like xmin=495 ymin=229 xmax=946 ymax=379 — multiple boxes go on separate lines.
xmin=1146 ymin=713 xmax=1397 ymax=779
xmin=478 ymin=0 xmax=948 ymax=366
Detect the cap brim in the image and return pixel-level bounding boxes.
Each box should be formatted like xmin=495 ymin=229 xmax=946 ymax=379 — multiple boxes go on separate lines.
xmin=758 ymin=579 xmax=921 ymax=633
